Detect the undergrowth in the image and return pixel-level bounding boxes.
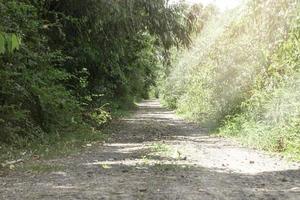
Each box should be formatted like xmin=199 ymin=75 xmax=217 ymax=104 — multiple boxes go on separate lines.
xmin=160 ymin=0 xmax=300 ymax=160
xmin=0 ymin=0 xmax=195 ymax=165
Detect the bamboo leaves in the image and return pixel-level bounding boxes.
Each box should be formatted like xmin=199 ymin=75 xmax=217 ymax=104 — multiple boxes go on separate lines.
xmin=0 ymin=32 xmax=21 ymax=54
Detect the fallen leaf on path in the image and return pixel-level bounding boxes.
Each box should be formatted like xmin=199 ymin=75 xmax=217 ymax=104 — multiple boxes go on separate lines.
xmin=9 ymin=164 xmax=15 ymax=170
xmin=100 ymin=164 xmax=111 ymax=169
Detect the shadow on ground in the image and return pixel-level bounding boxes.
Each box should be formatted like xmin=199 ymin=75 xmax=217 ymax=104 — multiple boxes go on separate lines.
xmin=1 ymin=100 xmax=300 ymax=200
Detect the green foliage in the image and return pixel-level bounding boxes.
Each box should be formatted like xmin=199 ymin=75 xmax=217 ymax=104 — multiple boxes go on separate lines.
xmin=17 ymin=163 xmax=65 ymax=174
xmin=0 ymin=0 xmax=193 ymax=159
xmin=0 ymin=32 xmax=21 ymax=54
xmin=220 ymin=12 xmax=300 ymax=158
xmin=160 ymin=0 xmax=300 ymax=159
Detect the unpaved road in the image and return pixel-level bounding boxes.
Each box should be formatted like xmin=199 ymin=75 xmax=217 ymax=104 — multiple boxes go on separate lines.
xmin=1 ymin=100 xmax=300 ymax=199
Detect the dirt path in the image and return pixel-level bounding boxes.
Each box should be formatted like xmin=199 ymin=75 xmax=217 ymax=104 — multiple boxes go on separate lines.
xmin=1 ymin=100 xmax=300 ymax=200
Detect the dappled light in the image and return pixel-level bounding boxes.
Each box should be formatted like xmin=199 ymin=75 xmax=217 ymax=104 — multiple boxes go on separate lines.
xmin=85 ymin=101 xmax=300 ymax=175
xmin=2 ymin=100 xmax=300 ymax=199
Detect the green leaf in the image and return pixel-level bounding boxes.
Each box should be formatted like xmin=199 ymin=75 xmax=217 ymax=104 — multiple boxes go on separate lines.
xmin=11 ymin=34 xmax=20 ymax=51
xmin=3 ymin=33 xmax=21 ymax=53
xmin=6 ymin=34 xmax=13 ymax=53
xmin=0 ymin=33 xmax=5 ymax=54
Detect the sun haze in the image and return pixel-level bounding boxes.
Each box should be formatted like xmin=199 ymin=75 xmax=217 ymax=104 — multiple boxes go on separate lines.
xmin=171 ymin=0 xmax=244 ymax=11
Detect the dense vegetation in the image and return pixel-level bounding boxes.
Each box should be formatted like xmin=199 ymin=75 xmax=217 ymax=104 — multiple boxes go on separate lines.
xmin=1 ymin=0 xmax=299 ymax=162
xmin=160 ymin=0 xmax=300 ymax=159
xmin=0 ymin=0 xmax=204 ymax=159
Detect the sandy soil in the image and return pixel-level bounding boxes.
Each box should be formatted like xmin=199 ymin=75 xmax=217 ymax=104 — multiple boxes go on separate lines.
xmin=1 ymin=100 xmax=300 ymax=200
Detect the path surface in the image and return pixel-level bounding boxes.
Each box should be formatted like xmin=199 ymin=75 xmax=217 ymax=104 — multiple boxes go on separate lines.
xmin=1 ymin=100 xmax=300 ymax=199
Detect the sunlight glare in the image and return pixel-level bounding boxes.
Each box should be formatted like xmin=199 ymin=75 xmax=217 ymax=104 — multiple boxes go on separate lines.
xmin=171 ymin=0 xmax=244 ymax=11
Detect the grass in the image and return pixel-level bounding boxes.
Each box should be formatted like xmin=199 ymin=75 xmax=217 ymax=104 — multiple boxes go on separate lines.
xmin=0 ymin=102 xmax=136 ymax=172
xmin=152 ymin=163 xmax=191 ymax=172
xmin=217 ymin=114 xmax=300 ymax=161
xmin=0 ymin=99 xmax=138 ymax=173
xmin=158 ymin=0 xmax=300 ymax=162
xmin=151 ymin=142 xmax=171 ymax=153
xmin=17 ymin=163 xmax=66 ymax=173
xmin=0 ymin=127 xmax=109 ymax=171
xmin=150 ymin=142 xmax=186 ymax=160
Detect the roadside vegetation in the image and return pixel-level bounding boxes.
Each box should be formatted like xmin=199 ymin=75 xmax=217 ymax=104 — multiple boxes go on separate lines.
xmin=160 ymin=0 xmax=300 ymax=160
xmin=0 ymin=0 xmax=204 ymax=163
xmin=1 ymin=0 xmax=299 ymax=166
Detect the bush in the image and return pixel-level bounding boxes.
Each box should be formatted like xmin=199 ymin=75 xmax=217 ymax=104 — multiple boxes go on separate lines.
xmin=0 ymin=0 xmax=193 ymax=150
xmin=160 ymin=0 xmax=300 ymax=158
